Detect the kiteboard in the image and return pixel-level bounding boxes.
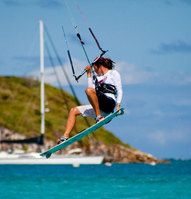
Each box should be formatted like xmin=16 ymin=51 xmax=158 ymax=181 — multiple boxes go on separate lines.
xmin=40 ymin=108 xmax=124 ymax=158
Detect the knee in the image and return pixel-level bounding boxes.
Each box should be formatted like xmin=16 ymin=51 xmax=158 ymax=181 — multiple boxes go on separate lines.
xmin=70 ymin=107 xmax=79 ymax=116
xmin=85 ymin=87 xmax=95 ymax=96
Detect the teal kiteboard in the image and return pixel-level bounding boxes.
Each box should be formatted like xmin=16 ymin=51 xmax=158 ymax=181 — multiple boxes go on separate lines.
xmin=40 ymin=108 xmax=124 ymax=158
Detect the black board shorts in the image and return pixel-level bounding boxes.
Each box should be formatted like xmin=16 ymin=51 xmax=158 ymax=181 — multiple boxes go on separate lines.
xmin=96 ymin=90 xmax=116 ymax=113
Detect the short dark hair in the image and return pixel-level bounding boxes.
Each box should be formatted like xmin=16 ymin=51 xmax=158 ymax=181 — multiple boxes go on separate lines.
xmin=93 ymin=57 xmax=115 ymax=70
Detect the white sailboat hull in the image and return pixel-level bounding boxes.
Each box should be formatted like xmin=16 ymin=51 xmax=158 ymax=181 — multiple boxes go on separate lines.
xmin=0 ymin=152 xmax=104 ymax=165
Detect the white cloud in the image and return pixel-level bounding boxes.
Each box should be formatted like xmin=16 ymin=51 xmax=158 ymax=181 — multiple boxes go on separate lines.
xmin=173 ymin=99 xmax=191 ymax=106
xmin=116 ymin=61 xmax=191 ymax=86
xmin=182 ymin=76 xmax=191 ymax=85
xmin=116 ymin=61 xmax=157 ymax=85
xmin=29 ymin=58 xmax=87 ymax=86
xmin=149 ymin=131 xmax=167 ymax=145
xmin=152 ymin=110 xmax=164 ymax=117
xmin=29 ymin=58 xmax=191 ymax=87
xmin=165 ymin=72 xmax=191 ymax=86
xmin=148 ymin=130 xmax=190 ymax=146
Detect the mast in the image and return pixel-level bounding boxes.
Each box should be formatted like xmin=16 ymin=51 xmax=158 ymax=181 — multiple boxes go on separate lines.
xmin=39 ymin=20 xmax=45 ymax=139
xmin=0 ymin=22 xmax=45 ymax=146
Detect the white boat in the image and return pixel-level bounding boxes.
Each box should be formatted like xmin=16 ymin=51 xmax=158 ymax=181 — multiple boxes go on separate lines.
xmin=0 ymin=150 xmax=104 ymax=166
xmin=0 ymin=20 xmax=104 ymax=165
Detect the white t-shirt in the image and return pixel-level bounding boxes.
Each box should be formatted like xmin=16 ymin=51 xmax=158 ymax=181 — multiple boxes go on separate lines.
xmin=88 ymin=70 xmax=123 ymax=104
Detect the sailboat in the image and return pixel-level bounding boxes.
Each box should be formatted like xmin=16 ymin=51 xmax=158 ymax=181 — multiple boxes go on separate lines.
xmin=0 ymin=20 xmax=104 ymax=166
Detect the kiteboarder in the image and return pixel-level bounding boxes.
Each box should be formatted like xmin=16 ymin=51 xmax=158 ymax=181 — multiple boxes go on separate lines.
xmin=57 ymin=57 xmax=123 ymax=144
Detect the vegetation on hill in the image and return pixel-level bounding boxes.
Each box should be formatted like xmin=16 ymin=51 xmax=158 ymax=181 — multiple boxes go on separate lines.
xmin=0 ymin=76 xmax=126 ymax=147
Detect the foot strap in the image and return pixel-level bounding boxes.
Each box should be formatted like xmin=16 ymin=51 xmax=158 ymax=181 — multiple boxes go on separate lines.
xmin=95 ymin=116 xmax=104 ymax=123
xmin=60 ymin=137 xmax=69 ymax=142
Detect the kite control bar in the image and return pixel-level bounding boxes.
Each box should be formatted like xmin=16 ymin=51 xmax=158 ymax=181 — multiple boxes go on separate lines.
xmin=63 ymin=0 xmax=108 ymax=82
xmin=76 ymin=69 xmax=87 ymax=81
xmin=75 ymin=50 xmax=108 ymax=81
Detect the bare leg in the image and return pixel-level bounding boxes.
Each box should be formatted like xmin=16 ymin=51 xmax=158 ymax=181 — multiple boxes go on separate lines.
xmin=57 ymin=107 xmax=81 ymax=144
xmin=86 ymin=88 xmax=101 ymax=116
xmin=64 ymin=107 xmax=81 ymax=137
xmin=57 ymin=88 xmax=103 ymax=144
xmin=85 ymin=88 xmax=101 ymax=117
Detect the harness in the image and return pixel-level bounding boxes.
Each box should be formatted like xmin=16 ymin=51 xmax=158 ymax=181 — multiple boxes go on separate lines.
xmin=96 ymin=83 xmax=117 ymax=95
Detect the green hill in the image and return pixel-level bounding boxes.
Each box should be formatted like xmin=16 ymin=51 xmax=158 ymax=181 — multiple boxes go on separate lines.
xmin=0 ymin=76 xmax=126 ymax=147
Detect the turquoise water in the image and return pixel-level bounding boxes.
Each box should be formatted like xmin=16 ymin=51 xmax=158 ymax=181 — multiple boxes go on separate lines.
xmin=0 ymin=160 xmax=191 ymax=199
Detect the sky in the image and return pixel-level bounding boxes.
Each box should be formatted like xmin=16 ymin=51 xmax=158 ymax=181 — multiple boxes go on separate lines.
xmin=0 ymin=0 xmax=191 ymax=159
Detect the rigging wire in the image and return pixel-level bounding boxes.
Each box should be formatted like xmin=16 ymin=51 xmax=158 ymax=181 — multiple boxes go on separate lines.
xmin=62 ymin=26 xmax=92 ymax=128
xmin=63 ymin=0 xmax=94 ymax=80
xmin=62 ymin=1 xmax=108 ymax=142
xmin=62 ymin=26 xmax=78 ymax=82
xmin=45 ymin=23 xmax=92 ymax=129
xmin=73 ymin=0 xmax=107 ymax=55
xmin=61 ymin=25 xmax=91 ymax=82
xmin=45 ymin=42 xmax=70 ymax=110
xmin=63 ymin=0 xmax=108 ymax=81
xmin=44 ymin=24 xmax=80 ymax=106
xmin=63 ymin=0 xmax=89 ymax=61
xmin=7 ymin=25 xmax=44 ymax=144
xmin=45 ymin=42 xmax=80 ymax=134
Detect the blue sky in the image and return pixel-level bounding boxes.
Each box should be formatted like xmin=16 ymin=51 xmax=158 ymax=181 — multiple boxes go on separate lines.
xmin=0 ymin=0 xmax=191 ymax=159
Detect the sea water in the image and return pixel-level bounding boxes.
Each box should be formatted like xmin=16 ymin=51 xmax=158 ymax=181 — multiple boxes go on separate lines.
xmin=0 ymin=160 xmax=191 ymax=199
